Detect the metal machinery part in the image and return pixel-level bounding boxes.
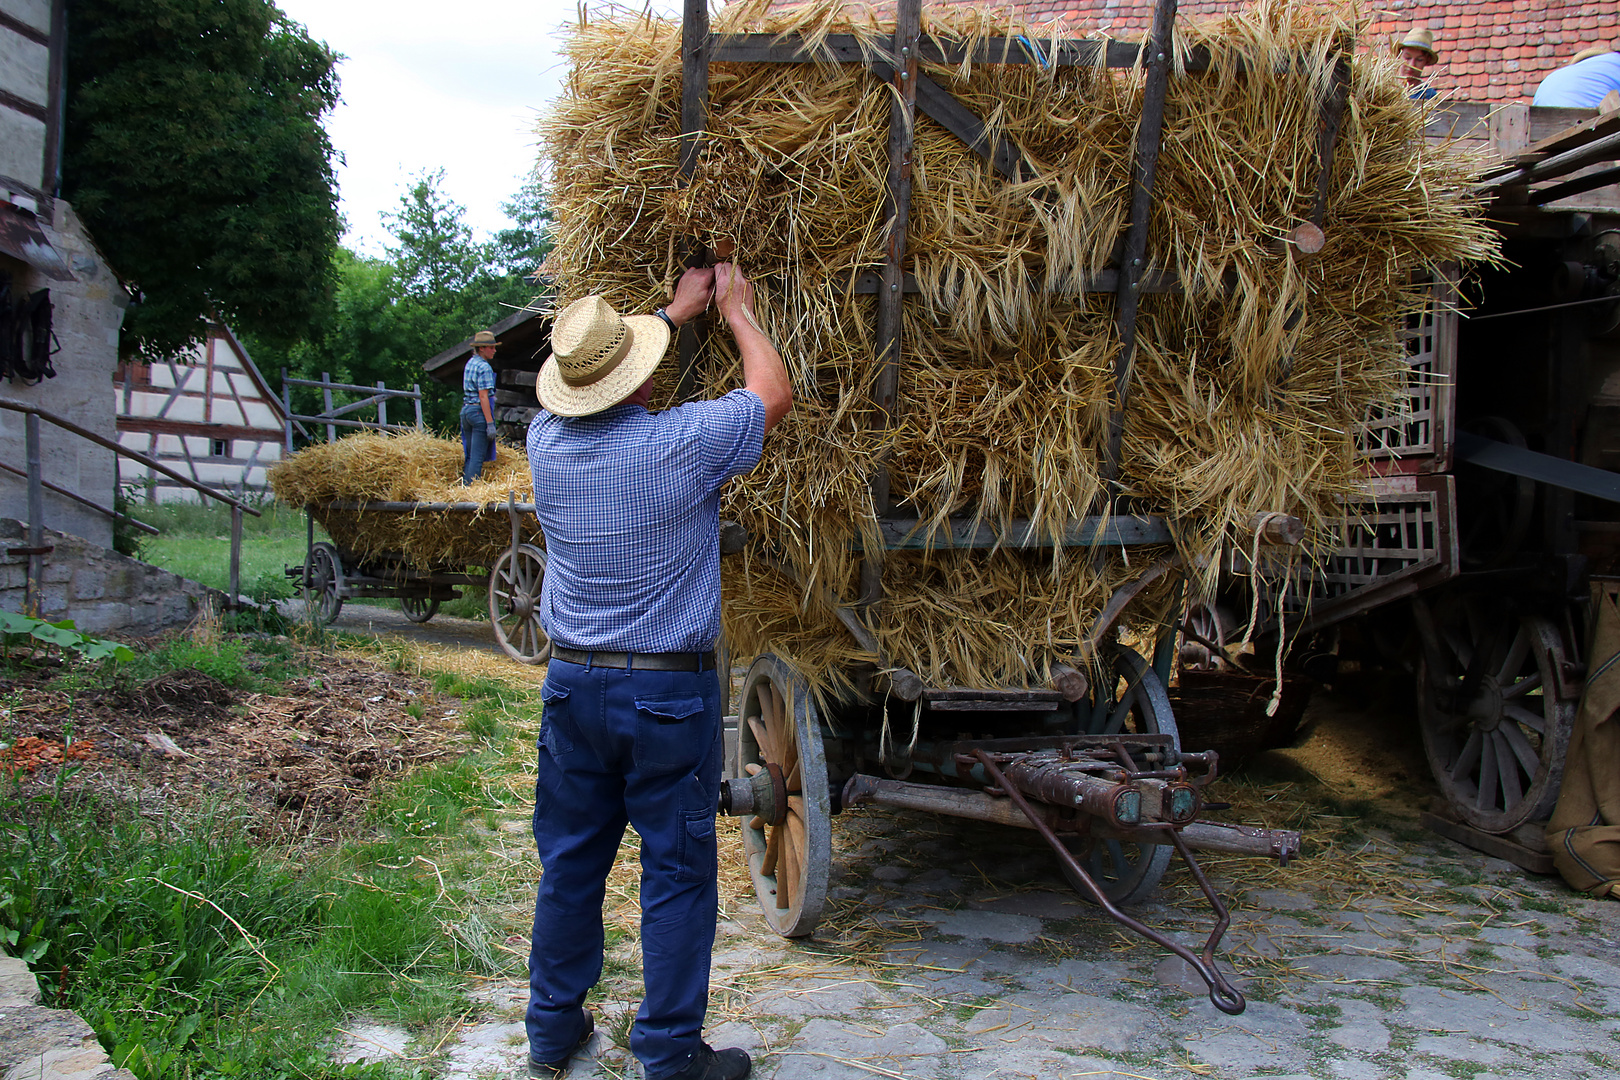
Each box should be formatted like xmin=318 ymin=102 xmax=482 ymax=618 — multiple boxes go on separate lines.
xmin=400 ymin=595 xmax=440 ymax=623
xmin=1456 ymin=417 xmax=1537 ymax=570
xmin=732 ymin=653 xmax=832 ymax=938
xmin=1063 ymin=643 xmax=1180 ymax=903
xmin=1414 ymin=593 xmax=1578 ymax=833
xmin=303 ymin=541 xmax=344 ymax=626
xmin=488 ymin=543 xmax=551 ymax=664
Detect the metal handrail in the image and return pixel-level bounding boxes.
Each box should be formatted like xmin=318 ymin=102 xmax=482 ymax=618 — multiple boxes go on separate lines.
xmin=1 ymin=397 xmax=261 ymax=610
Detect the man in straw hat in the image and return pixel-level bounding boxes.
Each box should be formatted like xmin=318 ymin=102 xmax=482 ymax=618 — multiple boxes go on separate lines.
xmin=522 ymin=262 xmax=790 ymax=1080
xmin=460 ymin=329 xmax=501 ymax=484
xmin=1396 ymin=26 xmax=1439 ymax=97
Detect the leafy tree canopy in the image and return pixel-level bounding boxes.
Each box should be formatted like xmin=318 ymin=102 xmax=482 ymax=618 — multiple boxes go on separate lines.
xmin=249 ymin=171 xmax=552 ymax=433
xmin=63 ymin=0 xmax=342 ymax=359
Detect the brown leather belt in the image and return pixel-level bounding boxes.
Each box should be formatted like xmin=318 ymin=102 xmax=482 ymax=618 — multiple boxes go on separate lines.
xmin=550 ymin=645 xmax=717 ymax=672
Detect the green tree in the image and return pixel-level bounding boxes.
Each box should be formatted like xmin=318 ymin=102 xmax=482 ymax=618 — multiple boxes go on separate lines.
xmin=63 ymin=0 xmax=341 ymax=359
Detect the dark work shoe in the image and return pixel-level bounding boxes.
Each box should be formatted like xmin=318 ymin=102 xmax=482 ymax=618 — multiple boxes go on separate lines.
xmin=527 ymin=1012 xmax=594 ymax=1078
xmin=661 ymin=1043 xmax=751 ymax=1080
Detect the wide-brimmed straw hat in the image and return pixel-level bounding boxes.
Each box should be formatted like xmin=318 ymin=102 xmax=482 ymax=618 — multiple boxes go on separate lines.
xmin=472 ymin=329 xmax=501 ymax=348
xmin=1397 ymin=27 xmax=1438 ymax=62
xmin=1573 ymin=45 xmax=1614 ymax=65
xmin=536 ymin=295 xmax=670 ymax=416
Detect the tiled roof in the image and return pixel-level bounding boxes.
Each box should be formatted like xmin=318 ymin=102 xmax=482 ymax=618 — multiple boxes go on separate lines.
xmin=919 ymin=2 xmax=1616 ymax=103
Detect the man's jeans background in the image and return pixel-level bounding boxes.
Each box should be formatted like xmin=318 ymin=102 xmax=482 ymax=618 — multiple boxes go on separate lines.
xmin=460 ymin=402 xmax=493 ymax=485
xmin=526 ymin=657 xmax=722 ymax=1079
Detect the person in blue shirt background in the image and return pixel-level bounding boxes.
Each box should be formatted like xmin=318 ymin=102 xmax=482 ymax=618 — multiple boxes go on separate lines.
xmin=1397 ymin=26 xmax=1439 ymax=101
xmin=1534 ymin=46 xmax=1620 ymax=109
xmin=461 ymin=329 xmax=499 ymax=484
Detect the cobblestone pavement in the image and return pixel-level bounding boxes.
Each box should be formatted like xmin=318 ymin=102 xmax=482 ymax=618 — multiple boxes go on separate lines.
xmin=422 ymin=794 xmax=1620 ymax=1080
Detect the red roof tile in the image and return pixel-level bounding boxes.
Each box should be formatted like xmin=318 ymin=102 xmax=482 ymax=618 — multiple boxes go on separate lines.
xmin=920 ymin=2 xmax=1615 ymax=102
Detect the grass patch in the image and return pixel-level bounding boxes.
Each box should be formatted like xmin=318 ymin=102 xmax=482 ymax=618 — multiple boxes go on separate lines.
xmin=0 ymin=634 xmax=542 ymax=1079
xmin=133 ymin=500 xmax=316 ymax=597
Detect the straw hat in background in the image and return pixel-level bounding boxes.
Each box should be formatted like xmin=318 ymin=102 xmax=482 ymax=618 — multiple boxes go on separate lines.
xmin=1573 ymin=45 xmax=1615 ymax=65
xmin=1397 ymin=27 xmax=1438 ymax=62
xmin=536 ymin=295 xmax=670 ymax=416
xmin=472 ymin=329 xmax=502 ymax=348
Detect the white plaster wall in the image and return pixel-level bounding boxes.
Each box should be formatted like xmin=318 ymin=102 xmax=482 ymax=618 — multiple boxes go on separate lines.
xmin=0 ymin=201 xmax=128 ymax=548
xmin=0 ymin=107 xmax=46 ymax=190
xmin=0 ymin=1 xmax=53 ymax=34
xmin=0 ymin=28 xmax=48 ymax=104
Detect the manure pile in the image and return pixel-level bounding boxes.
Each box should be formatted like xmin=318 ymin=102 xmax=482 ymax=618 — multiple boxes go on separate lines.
xmin=268 ymin=432 xmax=540 ymax=568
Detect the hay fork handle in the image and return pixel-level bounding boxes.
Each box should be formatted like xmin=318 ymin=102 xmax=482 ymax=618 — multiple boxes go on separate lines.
xmin=970 ymin=750 xmax=1246 ymax=1015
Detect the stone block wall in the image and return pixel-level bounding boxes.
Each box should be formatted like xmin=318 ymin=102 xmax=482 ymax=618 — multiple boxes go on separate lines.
xmin=0 ymin=518 xmax=226 ymax=635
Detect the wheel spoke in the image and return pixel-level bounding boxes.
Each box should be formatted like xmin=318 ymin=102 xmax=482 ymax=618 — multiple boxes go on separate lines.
xmin=778 ymin=822 xmax=796 ymax=910
xmin=1501 ymin=671 xmax=1543 ymax=700
xmin=1503 ymin=703 xmax=1547 ymax=734
xmin=785 ymin=759 xmax=802 ymax=792
xmin=1495 ymin=732 xmax=1524 ymax=808
xmin=762 ymin=823 xmax=780 ymax=876
xmin=1500 ymin=721 xmax=1543 ymax=774
xmin=1450 ymin=728 xmax=1483 ymax=781
xmin=1477 ymin=736 xmax=1500 ymax=810
xmin=747 ymin=715 xmax=774 ymax=762
xmin=1496 ymin=624 xmax=1531 ymax=683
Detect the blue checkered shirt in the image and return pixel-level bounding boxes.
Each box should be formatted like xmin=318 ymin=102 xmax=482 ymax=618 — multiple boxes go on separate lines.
xmin=463 ymin=356 xmax=496 ymax=406
xmin=525 ymin=390 xmax=766 ymax=652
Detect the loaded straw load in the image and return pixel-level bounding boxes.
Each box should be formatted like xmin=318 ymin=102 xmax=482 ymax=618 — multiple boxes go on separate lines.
xmin=268 ymin=432 xmax=540 ymax=568
xmin=541 ymin=0 xmax=1497 ymax=696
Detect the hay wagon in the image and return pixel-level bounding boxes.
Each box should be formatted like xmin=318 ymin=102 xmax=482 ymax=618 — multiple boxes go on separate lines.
xmin=293 ymin=495 xmax=553 ymax=665
xmin=672 ymin=0 xmax=1351 ymax=1016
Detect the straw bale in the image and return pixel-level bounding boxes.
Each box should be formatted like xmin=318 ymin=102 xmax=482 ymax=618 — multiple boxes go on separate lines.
xmin=534 ymin=0 xmax=1496 ymax=696
xmin=268 ymin=432 xmax=541 ymax=568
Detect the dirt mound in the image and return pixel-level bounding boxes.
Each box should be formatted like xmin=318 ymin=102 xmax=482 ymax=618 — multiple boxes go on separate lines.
xmin=112 ymin=668 xmax=235 ymax=725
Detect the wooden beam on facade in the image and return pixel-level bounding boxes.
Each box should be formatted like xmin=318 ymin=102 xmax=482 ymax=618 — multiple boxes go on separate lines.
xmin=675 ymin=0 xmax=711 ymax=404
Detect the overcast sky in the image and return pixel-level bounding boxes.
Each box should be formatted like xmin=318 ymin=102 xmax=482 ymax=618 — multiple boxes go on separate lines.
xmin=276 ymin=0 xmax=682 ymax=255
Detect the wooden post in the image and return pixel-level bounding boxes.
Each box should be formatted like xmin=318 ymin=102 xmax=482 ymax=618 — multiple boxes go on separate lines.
xmin=413 ymin=384 xmax=423 ymax=429
xmin=229 ymin=504 xmax=242 ymax=609
xmin=860 ymin=0 xmax=922 ymax=606
xmin=282 ymin=368 xmax=293 ymax=453
xmin=376 ymin=381 xmax=388 ymax=428
xmin=675 ymin=0 xmax=712 ymax=404
xmin=321 ymin=372 xmax=336 ymax=444
xmin=1104 ymin=0 xmax=1178 ymax=485
xmin=25 ymin=411 xmax=43 ymax=614
xmin=872 ymin=0 xmax=922 ymax=512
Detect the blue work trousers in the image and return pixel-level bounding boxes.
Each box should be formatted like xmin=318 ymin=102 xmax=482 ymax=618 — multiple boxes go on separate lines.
xmin=460 ymin=403 xmax=494 ymax=485
xmin=527 ymin=656 xmax=722 ymax=1079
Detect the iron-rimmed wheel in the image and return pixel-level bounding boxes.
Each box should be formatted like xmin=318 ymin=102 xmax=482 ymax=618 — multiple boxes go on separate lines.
xmin=733 ymin=653 xmax=830 ymax=938
xmin=303 ymin=542 xmax=344 ymax=626
xmin=1415 ymin=594 xmax=1576 ymax=833
xmin=400 ymin=595 xmax=439 ymax=623
xmin=1060 ymin=642 xmax=1179 ymax=904
xmin=489 ymin=544 xmax=550 ymax=664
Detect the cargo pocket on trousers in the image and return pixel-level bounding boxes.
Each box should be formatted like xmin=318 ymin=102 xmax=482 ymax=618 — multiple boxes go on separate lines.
xmin=538 ymin=682 xmax=574 ymax=757
xmin=675 ymin=808 xmax=716 ymax=883
xmin=632 ymin=694 xmax=706 ymax=776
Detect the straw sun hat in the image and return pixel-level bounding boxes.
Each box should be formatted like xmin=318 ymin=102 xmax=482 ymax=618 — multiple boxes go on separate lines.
xmin=472 ymin=329 xmax=502 ymax=348
xmin=536 ymin=295 xmax=670 ymax=416
xmin=1397 ymin=27 xmax=1437 ymax=62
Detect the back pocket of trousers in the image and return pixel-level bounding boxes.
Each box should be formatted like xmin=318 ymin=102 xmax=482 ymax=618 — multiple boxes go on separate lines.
xmin=632 ymin=694 xmax=706 ymax=776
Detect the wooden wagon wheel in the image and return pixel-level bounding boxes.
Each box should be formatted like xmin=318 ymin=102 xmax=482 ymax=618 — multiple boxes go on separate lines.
xmin=400 ymin=595 xmax=439 ymax=623
xmin=1415 ymin=594 xmax=1576 ymax=833
xmin=303 ymin=541 xmax=344 ymax=626
xmin=1059 ymin=642 xmax=1179 ymax=904
xmin=733 ymin=653 xmax=831 ymax=938
xmin=489 ymin=543 xmax=551 ymax=664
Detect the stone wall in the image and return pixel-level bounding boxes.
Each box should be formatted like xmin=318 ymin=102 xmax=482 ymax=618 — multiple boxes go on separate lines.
xmin=0 ymin=518 xmax=226 ymax=635
xmin=0 ymin=199 xmax=130 ymax=551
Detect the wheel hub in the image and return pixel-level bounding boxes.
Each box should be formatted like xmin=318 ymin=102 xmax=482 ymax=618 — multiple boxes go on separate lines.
xmin=1465 ymin=678 xmax=1505 ymax=732
xmin=513 ymin=592 xmax=535 ymax=619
